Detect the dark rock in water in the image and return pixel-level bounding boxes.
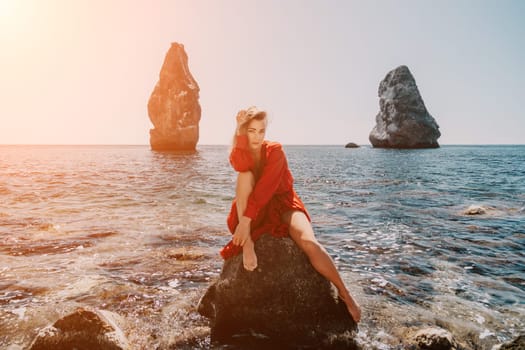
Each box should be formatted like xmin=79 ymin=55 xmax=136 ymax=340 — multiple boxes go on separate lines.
xmin=463 ymin=205 xmax=487 ymax=215
xmin=409 ymin=327 xmax=460 ymax=350
xmin=148 ymin=42 xmax=201 ymax=151
xmin=345 ymin=142 xmax=360 ymax=148
xmin=499 ymin=335 xmax=525 ymax=350
xmin=29 ymin=307 xmax=127 ymax=350
xmin=369 ymin=65 xmax=440 ymax=149
xmin=198 ymin=234 xmax=358 ymax=349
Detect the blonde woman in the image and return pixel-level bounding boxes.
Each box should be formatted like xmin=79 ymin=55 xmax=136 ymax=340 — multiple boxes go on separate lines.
xmin=220 ymin=106 xmax=361 ymax=323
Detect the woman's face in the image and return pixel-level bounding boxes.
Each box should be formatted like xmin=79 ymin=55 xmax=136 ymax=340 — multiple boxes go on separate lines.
xmin=246 ymin=118 xmax=267 ymax=152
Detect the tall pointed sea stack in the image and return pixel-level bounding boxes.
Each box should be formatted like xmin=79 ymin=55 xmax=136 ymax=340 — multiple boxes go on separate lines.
xmin=369 ymin=65 xmax=440 ymax=148
xmin=148 ymin=43 xmax=201 ymax=151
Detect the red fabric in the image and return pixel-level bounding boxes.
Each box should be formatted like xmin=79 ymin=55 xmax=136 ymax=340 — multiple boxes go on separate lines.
xmin=220 ymin=135 xmax=310 ymax=259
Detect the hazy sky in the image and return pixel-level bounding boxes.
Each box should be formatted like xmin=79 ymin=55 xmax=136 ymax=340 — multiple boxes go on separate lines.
xmin=1 ymin=0 xmax=524 ymax=145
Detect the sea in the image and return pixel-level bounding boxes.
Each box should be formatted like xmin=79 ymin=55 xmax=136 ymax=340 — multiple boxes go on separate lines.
xmin=0 ymin=144 xmax=523 ymax=349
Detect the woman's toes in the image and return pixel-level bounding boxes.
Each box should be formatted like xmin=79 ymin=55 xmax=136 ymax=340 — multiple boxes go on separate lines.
xmin=243 ymin=254 xmax=258 ymax=271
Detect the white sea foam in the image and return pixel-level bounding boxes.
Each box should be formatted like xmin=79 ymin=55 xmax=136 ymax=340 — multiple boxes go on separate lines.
xmin=479 ymin=329 xmax=494 ymax=339
xmin=10 ymin=307 xmax=26 ymax=320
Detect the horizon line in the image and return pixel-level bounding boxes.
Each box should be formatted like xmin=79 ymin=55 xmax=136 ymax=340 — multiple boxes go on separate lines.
xmin=1 ymin=143 xmax=524 ymax=147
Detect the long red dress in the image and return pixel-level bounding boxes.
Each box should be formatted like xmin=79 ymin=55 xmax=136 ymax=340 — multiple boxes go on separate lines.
xmin=220 ymin=135 xmax=310 ymax=259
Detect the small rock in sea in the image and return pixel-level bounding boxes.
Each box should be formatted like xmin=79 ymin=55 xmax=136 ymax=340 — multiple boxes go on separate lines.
xmin=369 ymin=65 xmax=441 ymax=149
xmin=29 ymin=307 xmax=128 ymax=350
xmin=409 ymin=327 xmax=459 ymax=350
xmin=464 ymin=205 xmax=487 ymax=215
xmin=498 ymin=334 xmax=525 ymax=350
xmin=345 ymin=142 xmax=360 ymax=148
xmin=198 ymin=234 xmax=358 ymax=349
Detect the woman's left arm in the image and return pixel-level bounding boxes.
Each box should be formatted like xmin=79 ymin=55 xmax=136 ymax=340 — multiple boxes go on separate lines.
xmin=232 ymin=144 xmax=286 ymax=246
xmin=243 ymin=143 xmax=287 ymax=220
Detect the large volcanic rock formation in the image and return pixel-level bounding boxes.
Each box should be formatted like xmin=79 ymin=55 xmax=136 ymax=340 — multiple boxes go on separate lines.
xmin=148 ymin=42 xmax=201 ymax=151
xmin=369 ymin=65 xmax=440 ymax=148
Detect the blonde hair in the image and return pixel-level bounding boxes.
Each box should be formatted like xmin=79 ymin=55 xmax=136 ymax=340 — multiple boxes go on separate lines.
xmin=232 ymin=106 xmax=267 ymax=145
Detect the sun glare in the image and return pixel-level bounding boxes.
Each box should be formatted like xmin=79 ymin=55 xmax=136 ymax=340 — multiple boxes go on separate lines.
xmin=0 ymin=0 xmax=23 ymax=35
xmin=0 ymin=0 xmax=17 ymax=18
xmin=0 ymin=0 xmax=38 ymax=47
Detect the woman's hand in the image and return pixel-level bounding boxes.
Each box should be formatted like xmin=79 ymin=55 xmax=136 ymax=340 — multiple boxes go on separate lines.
xmin=232 ymin=217 xmax=251 ymax=246
xmin=235 ymin=110 xmax=249 ymax=135
xmin=236 ymin=110 xmax=249 ymax=126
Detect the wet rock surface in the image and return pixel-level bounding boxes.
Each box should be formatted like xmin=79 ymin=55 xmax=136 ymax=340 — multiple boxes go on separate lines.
xmin=29 ymin=307 xmax=128 ymax=350
xmin=369 ymin=65 xmax=440 ymax=148
xmin=498 ymin=335 xmax=525 ymax=350
xmin=408 ymin=327 xmax=460 ymax=350
xmin=198 ymin=234 xmax=358 ymax=349
xmin=463 ymin=205 xmax=487 ymax=215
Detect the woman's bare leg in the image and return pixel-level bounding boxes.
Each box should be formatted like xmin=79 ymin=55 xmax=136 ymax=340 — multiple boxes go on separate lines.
xmin=235 ymin=171 xmax=257 ymax=271
xmin=282 ymin=210 xmax=361 ymax=323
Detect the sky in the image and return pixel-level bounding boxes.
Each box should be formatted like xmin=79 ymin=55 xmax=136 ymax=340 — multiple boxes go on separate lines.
xmin=0 ymin=0 xmax=524 ymax=145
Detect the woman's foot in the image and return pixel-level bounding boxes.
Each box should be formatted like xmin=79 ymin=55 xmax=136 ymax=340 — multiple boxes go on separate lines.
xmin=339 ymin=290 xmax=361 ymax=323
xmin=242 ymin=239 xmax=258 ymax=271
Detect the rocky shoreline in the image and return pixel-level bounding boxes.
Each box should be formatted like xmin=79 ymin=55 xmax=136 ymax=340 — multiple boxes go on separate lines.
xmin=21 ymin=231 xmax=523 ymax=350
xmin=21 ymin=301 xmax=524 ymax=350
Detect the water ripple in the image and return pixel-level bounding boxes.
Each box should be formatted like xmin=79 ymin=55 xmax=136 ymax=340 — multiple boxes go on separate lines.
xmin=0 ymin=145 xmax=523 ymax=348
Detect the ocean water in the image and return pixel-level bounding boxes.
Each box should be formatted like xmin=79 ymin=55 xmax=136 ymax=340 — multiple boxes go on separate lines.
xmin=0 ymin=144 xmax=523 ymax=349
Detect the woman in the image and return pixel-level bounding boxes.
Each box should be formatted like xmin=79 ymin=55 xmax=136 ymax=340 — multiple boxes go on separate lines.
xmin=220 ymin=106 xmax=361 ymax=323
